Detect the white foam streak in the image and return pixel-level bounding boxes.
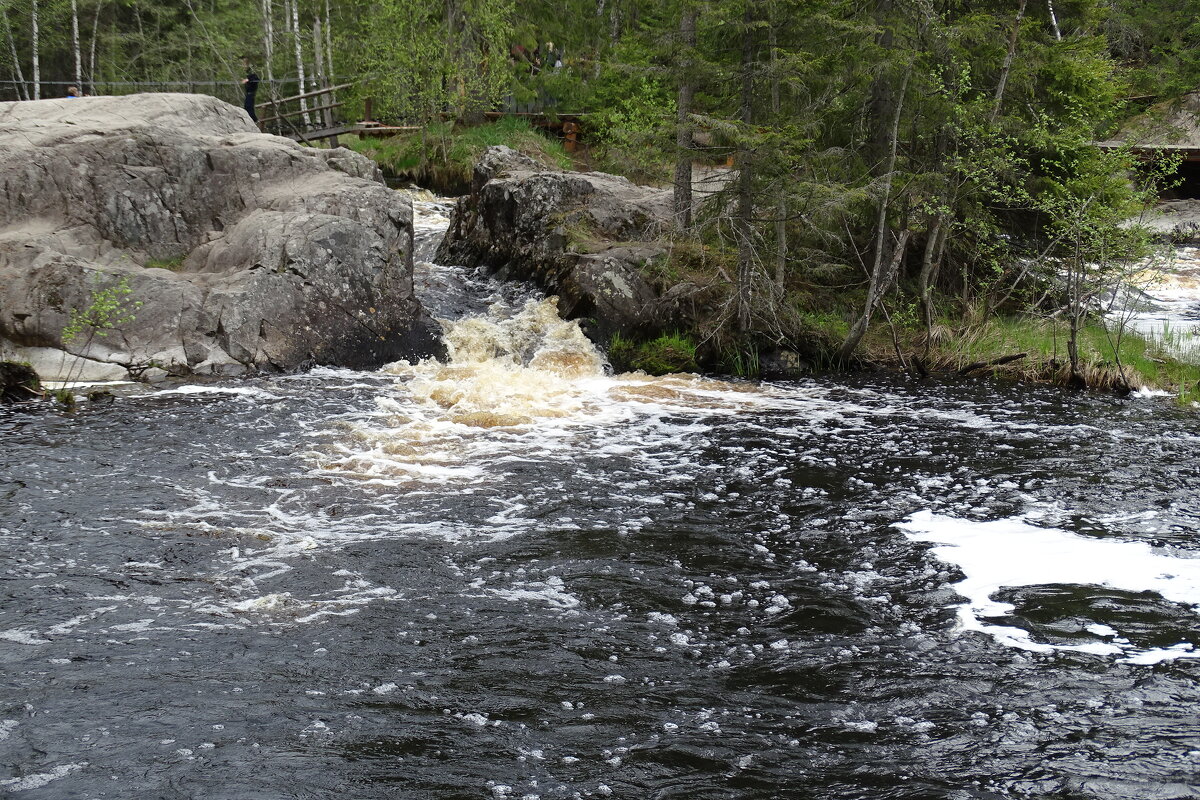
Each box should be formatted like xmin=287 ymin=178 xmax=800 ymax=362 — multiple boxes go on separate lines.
xmin=897 ymin=510 xmax=1200 ymax=663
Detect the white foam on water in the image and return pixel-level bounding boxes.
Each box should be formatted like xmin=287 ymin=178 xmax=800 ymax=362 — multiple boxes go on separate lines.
xmin=896 ymin=510 xmax=1200 ymax=663
xmin=474 ymin=576 xmax=580 ymax=611
xmin=155 ymin=385 xmax=282 ymax=400
xmin=0 ymin=720 xmax=17 ymax=742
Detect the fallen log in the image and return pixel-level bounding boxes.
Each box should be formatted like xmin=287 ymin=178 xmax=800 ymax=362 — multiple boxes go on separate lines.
xmin=958 ymin=353 xmax=1027 ymax=376
xmin=0 ymin=361 xmax=42 ymax=402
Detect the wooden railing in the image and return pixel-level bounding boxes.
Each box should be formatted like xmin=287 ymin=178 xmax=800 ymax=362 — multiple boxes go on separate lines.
xmin=255 ymin=84 xmax=418 ymax=143
xmin=256 ymin=82 xmax=355 ymax=143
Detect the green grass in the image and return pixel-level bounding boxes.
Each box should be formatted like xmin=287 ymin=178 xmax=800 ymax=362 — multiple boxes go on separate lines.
xmin=608 ymin=331 xmax=699 ymax=375
xmin=856 ymin=312 xmax=1200 ymax=405
xmin=145 ymin=255 xmax=186 ymax=271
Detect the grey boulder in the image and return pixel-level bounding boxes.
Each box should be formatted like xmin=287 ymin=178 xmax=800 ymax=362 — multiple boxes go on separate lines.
xmin=0 ymin=93 xmax=440 ymax=380
xmin=435 ymin=146 xmax=694 ymax=341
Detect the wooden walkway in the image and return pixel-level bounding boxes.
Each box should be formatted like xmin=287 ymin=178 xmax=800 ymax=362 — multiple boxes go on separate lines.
xmin=1094 ymin=141 xmax=1200 ymax=163
xmin=258 ymin=85 xmax=588 ymax=150
xmin=256 ymin=84 xmax=414 ymax=143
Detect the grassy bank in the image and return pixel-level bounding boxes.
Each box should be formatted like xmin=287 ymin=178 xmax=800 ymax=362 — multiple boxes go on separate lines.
xmin=854 ymin=313 xmax=1200 ymax=404
xmin=343 ymin=118 xmax=572 ymax=194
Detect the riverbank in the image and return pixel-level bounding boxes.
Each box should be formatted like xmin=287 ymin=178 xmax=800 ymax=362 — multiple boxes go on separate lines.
xmin=345 ymin=131 xmax=1200 ymax=404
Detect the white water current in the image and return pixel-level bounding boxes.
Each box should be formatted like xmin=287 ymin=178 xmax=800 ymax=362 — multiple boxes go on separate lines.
xmin=3 ymin=195 xmax=1199 ymax=799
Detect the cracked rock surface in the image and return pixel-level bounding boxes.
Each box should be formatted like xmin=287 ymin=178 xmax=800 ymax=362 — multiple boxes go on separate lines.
xmin=435 ymin=146 xmax=693 ymax=342
xmin=0 ymin=93 xmax=440 ymax=380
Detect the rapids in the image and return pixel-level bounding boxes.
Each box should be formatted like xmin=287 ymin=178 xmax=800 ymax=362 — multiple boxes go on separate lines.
xmin=1 ymin=198 xmax=1199 ymax=799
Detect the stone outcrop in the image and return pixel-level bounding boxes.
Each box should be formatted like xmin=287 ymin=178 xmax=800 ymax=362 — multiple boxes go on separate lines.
xmin=436 ymin=146 xmax=696 ymax=341
xmin=1141 ymin=199 xmax=1200 ymax=243
xmin=0 ymin=93 xmax=440 ymax=380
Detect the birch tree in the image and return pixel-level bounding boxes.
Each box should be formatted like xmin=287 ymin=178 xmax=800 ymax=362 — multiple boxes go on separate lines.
xmin=71 ymin=0 xmax=82 ymax=89
xmin=31 ymin=0 xmax=39 ymax=99
xmin=2 ymin=7 xmax=28 ymax=100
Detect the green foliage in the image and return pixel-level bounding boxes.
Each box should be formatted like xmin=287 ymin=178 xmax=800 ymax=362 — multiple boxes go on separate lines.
xmin=589 ymin=73 xmax=677 ymax=183
xmin=8 ymin=0 xmax=1198 ymax=391
xmin=722 ymin=342 xmax=760 ymax=378
xmin=343 ymin=117 xmax=570 ymax=190
xmin=348 ymin=0 xmax=514 ymax=123
xmin=1103 ymin=0 xmax=1200 ymax=98
xmin=608 ymin=332 xmax=698 ymax=375
xmin=145 ymin=255 xmax=186 ymax=272
xmin=61 ymin=276 xmax=140 ymax=346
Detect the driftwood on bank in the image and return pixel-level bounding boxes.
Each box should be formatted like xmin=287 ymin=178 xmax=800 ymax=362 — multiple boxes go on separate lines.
xmin=0 ymin=361 xmax=42 ymax=402
xmin=958 ymin=353 xmax=1028 ymax=375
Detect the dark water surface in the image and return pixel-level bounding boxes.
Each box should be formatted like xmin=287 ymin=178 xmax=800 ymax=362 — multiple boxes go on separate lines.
xmin=2 ymin=213 xmax=1200 ymax=798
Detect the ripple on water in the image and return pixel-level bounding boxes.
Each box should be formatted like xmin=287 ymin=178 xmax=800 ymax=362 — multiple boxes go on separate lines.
xmin=2 ymin=233 xmax=1200 ymax=798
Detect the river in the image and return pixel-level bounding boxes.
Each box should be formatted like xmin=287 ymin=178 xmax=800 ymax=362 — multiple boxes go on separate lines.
xmin=1 ymin=200 xmax=1199 ymax=799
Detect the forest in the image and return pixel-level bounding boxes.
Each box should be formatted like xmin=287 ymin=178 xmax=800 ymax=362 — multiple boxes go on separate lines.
xmin=3 ymin=0 xmax=1200 ymax=384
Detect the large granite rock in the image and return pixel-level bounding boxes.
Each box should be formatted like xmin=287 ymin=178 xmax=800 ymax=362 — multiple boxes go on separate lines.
xmin=435 ymin=146 xmax=695 ymax=341
xmin=0 ymin=93 xmax=440 ymax=379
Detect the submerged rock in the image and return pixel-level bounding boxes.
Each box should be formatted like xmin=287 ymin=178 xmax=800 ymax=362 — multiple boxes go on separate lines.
xmin=436 ymin=146 xmax=695 ymax=341
xmin=0 ymin=93 xmax=441 ymax=379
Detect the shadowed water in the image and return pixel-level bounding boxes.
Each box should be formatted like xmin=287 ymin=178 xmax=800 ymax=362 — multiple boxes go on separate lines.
xmin=1 ymin=203 xmax=1199 ymax=799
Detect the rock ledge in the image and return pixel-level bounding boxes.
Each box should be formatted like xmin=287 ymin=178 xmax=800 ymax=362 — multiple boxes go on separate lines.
xmin=0 ymin=93 xmax=440 ymax=380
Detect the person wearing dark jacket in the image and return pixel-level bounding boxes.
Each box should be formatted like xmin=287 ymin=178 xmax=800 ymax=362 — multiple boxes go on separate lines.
xmin=240 ymin=57 xmax=260 ymax=123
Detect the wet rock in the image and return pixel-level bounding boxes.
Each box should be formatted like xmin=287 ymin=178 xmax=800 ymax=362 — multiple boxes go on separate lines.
xmin=0 ymin=93 xmax=441 ymax=379
xmin=0 ymin=360 xmax=41 ymax=402
xmin=436 ymin=146 xmax=694 ymax=341
xmin=1140 ymin=199 xmax=1200 ymax=244
xmin=759 ymin=348 xmax=814 ymax=378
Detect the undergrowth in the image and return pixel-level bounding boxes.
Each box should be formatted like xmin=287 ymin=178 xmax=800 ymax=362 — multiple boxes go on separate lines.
xmin=344 ymin=118 xmax=572 ymax=193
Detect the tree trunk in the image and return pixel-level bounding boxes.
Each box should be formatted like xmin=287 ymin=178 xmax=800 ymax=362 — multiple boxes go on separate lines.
xmin=71 ymin=0 xmax=82 ymax=90
xmin=770 ymin=19 xmax=786 ymax=288
xmin=990 ymin=0 xmax=1028 ymax=124
xmin=2 ymin=9 xmax=28 ymax=101
xmin=313 ymin=16 xmax=336 ymax=143
xmin=865 ymin=0 xmax=895 ymax=169
xmin=287 ymin=0 xmax=310 ymax=124
xmin=31 ymin=0 xmax=40 ymax=100
xmin=672 ymin=5 xmax=697 ymax=231
xmin=917 ymin=213 xmax=947 ymax=336
xmin=88 ymin=1 xmax=101 ymax=95
xmin=323 ymin=0 xmax=334 ymax=79
xmin=734 ymin=0 xmax=755 ymax=333
xmin=838 ymin=66 xmax=913 ymax=363
xmin=262 ymin=0 xmax=275 ymax=92
xmin=1047 ymin=0 xmax=1062 ymax=41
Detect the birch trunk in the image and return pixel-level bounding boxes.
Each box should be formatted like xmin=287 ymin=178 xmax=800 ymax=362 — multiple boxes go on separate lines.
xmin=262 ymin=0 xmax=275 ymax=92
xmin=1047 ymin=0 xmax=1061 ymax=41
xmin=313 ymin=16 xmax=335 ymax=142
xmin=990 ymin=0 xmax=1028 ymax=124
xmin=770 ymin=19 xmax=786 ymax=288
xmin=2 ymin=9 xmax=28 ymax=100
xmin=31 ymin=0 xmax=40 ymax=100
xmin=71 ymin=0 xmax=82 ymax=89
xmin=323 ymin=0 xmax=333 ymax=80
xmin=88 ymin=1 xmax=101 ymax=95
xmin=287 ymin=0 xmax=310 ymax=124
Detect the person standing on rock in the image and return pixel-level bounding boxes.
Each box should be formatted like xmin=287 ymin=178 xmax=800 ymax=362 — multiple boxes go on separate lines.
xmin=240 ymin=57 xmax=260 ymax=123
